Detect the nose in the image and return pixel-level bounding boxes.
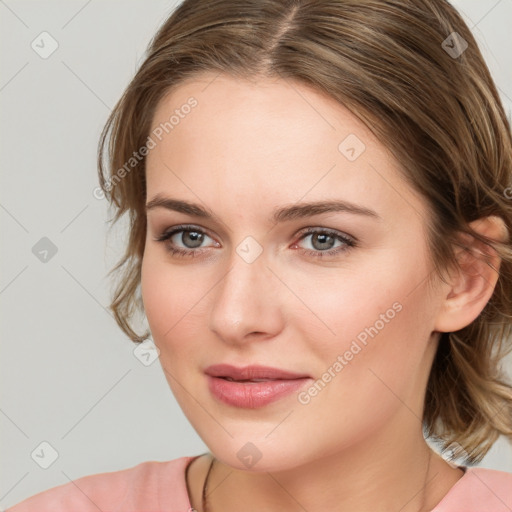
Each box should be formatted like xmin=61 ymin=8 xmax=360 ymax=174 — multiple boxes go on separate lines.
xmin=208 ymin=250 xmax=285 ymax=346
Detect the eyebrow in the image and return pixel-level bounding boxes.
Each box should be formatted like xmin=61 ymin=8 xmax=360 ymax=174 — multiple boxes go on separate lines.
xmin=145 ymin=195 xmax=380 ymax=223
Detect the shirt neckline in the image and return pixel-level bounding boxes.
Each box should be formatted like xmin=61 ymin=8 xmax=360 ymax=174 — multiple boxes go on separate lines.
xmin=181 ymin=457 xmax=470 ymax=511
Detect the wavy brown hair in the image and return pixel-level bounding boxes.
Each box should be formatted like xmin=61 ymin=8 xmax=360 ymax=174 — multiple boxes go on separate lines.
xmin=97 ymin=0 xmax=512 ymax=463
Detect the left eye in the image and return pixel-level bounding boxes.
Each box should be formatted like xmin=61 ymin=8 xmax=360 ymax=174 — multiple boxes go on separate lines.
xmin=298 ymin=231 xmax=344 ymax=251
xmin=293 ymin=229 xmax=355 ymax=256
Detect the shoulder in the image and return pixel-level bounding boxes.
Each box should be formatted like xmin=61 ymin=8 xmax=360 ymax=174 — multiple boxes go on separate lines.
xmin=5 ymin=455 xmax=198 ymax=512
xmin=433 ymin=466 xmax=512 ymax=512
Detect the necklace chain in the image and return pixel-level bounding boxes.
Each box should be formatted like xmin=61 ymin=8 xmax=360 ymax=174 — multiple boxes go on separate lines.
xmin=201 ymin=455 xmax=215 ymax=512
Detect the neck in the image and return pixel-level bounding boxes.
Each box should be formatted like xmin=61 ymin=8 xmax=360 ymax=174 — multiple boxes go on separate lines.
xmin=202 ymin=416 xmax=463 ymax=512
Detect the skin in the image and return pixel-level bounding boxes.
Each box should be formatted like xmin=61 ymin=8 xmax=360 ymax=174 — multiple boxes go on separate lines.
xmin=141 ymin=73 xmax=503 ymax=512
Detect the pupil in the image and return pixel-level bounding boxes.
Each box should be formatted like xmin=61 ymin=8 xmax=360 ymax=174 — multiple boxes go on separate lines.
xmin=184 ymin=231 xmax=203 ymax=248
xmin=313 ymin=233 xmax=334 ymax=250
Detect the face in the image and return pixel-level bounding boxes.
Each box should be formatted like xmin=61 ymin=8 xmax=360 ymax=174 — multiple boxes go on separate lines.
xmin=141 ymin=73 xmax=446 ymax=472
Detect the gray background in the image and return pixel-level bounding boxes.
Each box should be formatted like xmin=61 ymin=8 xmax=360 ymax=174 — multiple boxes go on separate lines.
xmin=1 ymin=0 xmax=511 ymax=508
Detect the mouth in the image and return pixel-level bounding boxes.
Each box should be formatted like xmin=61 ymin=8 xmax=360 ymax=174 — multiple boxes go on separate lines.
xmin=205 ymin=364 xmax=312 ymax=408
xmin=221 ymin=377 xmax=274 ymax=382
xmin=205 ymin=364 xmax=310 ymax=381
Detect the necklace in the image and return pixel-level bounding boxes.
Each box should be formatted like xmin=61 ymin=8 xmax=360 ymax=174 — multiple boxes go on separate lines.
xmin=201 ymin=454 xmax=215 ymax=512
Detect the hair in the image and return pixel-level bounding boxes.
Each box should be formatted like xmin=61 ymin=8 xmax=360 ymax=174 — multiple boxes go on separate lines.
xmin=97 ymin=0 xmax=512 ymax=463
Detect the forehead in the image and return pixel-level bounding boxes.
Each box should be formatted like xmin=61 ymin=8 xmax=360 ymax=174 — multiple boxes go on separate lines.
xmin=145 ymin=73 xmax=427 ymax=227
xmin=149 ymin=72 xmax=380 ymax=160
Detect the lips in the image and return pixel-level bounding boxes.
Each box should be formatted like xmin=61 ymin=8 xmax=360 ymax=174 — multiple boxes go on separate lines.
xmin=205 ymin=364 xmax=311 ymax=408
xmin=205 ymin=364 xmax=309 ymax=381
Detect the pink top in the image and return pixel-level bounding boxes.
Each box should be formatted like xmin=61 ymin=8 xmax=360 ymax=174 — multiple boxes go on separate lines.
xmin=6 ymin=456 xmax=512 ymax=512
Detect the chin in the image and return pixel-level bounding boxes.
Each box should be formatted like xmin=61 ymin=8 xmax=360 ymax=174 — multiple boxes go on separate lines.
xmin=195 ymin=429 xmax=319 ymax=473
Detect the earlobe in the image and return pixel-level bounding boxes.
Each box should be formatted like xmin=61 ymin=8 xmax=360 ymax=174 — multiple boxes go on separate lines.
xmin=434 ymin=216 xmax=508 ymax=333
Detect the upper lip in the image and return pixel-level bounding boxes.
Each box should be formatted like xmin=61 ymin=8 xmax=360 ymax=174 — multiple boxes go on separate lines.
xmin=205 ymin=364 xmax=310 ymax=381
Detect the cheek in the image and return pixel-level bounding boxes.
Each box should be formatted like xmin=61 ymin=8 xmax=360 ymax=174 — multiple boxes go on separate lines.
xmin=282 ymin=253 xmax=428 ymax=354
xmin=287 ymin=248 xmax=438 ymax=395
xmin=290 ymin=287 xmax=436 ymax=451
xmin=318 ymin=288 xmax=436 ymax=407
xmin=140 ymin=251 xmax=197 ymax=344
xmin=140 ymin=249 xmax=222 ymax=375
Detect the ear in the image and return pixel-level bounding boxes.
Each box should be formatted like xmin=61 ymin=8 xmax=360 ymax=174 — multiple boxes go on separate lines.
xmin=434 ymin=215 xmax=508 ymax=333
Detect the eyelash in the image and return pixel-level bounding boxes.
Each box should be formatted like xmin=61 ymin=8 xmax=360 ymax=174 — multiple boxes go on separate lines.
xmin=153 ymin=224 xmax=357 ymax=259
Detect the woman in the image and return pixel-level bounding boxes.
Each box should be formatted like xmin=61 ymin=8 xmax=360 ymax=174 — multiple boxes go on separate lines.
xmin=7 ymin=0 xmax=512 ymax=510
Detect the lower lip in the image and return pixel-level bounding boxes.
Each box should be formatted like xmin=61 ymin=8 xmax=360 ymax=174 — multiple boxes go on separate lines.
xmin=207 ymin=375 xmax=310 ymax=408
